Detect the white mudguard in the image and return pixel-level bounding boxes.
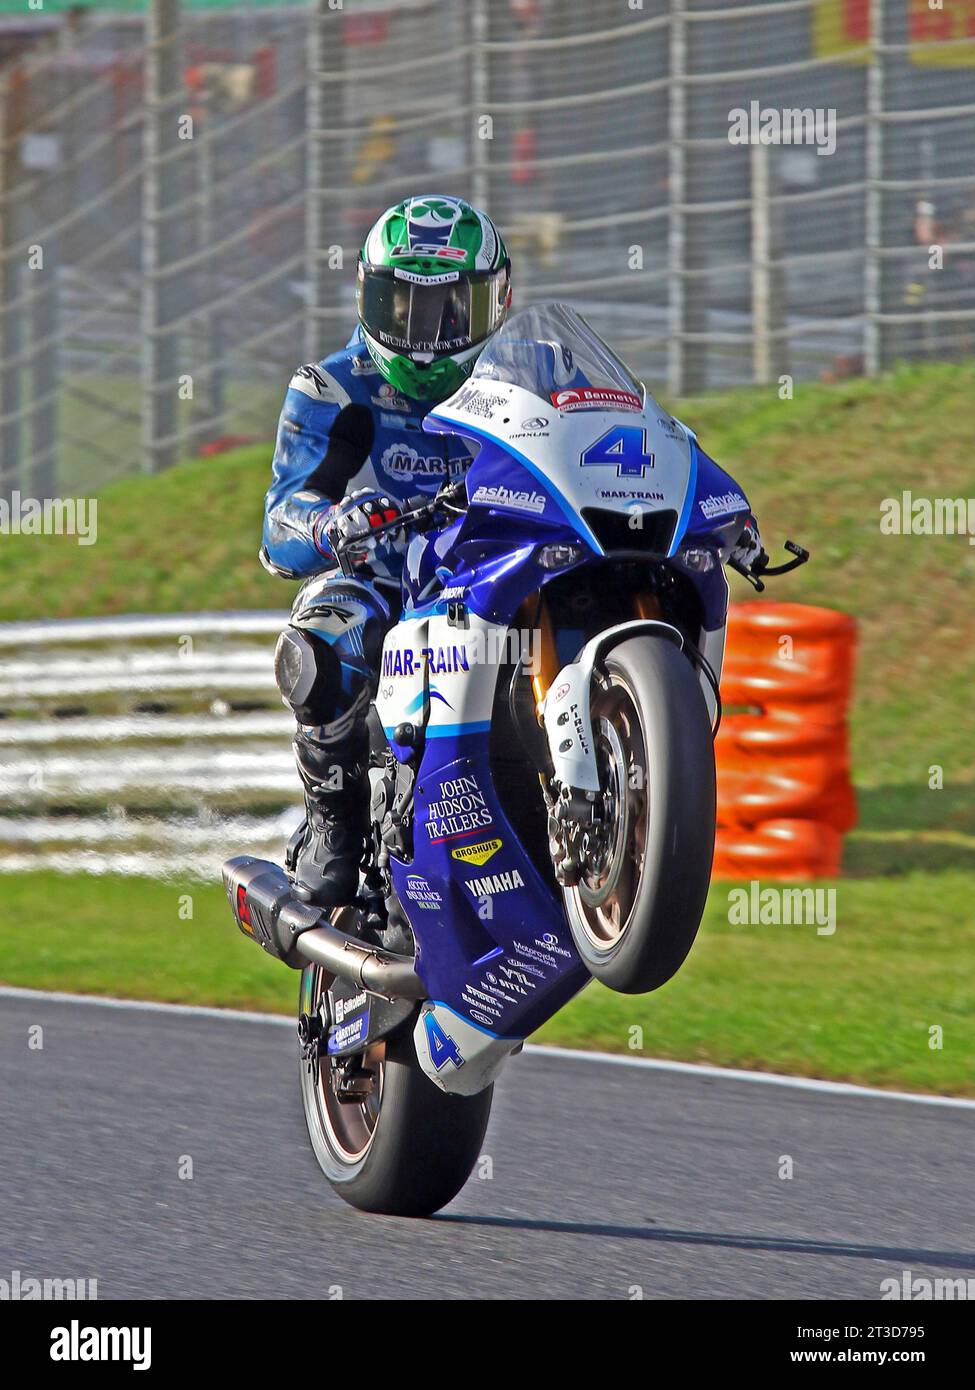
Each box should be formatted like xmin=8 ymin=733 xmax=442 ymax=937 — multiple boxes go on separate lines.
xmin=540 ymin=620 xmax=685 ymax=793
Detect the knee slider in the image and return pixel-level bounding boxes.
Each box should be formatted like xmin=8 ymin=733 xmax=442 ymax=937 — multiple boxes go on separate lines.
xmin=273 ymin=626 xmax=340 ymax=725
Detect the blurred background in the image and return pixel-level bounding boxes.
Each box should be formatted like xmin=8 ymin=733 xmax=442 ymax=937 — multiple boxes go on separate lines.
xmin=1 ymin=0 xmax=973 ymax=493
xmin=0 ymin=0 xmax=972 ymax=1090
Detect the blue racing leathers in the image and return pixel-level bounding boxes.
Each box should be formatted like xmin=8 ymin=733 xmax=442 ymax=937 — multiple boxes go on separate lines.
xmin=265 ymin=327 xmax=477 ymax=756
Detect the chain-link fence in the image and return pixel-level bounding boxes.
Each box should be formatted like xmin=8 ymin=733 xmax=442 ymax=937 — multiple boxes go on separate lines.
xmin=0 ymin=0 xmax=972 ymax=498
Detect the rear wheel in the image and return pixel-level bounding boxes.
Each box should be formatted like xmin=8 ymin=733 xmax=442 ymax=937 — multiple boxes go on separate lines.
xmin=562 ymin=637 xmax=715 ymax=993
xmin=299 ymin=960 xmax=493 ymax=1217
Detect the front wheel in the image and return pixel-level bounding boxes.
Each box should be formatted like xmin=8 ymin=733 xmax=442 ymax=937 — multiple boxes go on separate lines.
xmin=562 ymin=636 xmax=715 ymax=994
xmin=299 ymin=963 xmax=493 ymax=1217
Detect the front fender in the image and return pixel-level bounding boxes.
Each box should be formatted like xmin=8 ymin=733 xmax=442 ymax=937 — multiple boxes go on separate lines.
xmin=540 ymin=621 xmax=684 ymax=793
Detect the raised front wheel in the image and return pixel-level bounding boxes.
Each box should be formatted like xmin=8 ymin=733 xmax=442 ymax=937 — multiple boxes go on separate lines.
xmin=561 ymin=637 xmax=715 ymax=994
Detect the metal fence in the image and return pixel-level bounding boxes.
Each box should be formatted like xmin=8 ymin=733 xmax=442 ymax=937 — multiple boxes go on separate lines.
xmin=0 ymin=0 xmax=973 ymax=498
xmin=0 ymin=610 xmax=295 ymax=877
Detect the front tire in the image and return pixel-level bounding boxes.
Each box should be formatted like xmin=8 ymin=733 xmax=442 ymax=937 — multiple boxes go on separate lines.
xmin=562 ymin=636 xmax=715 ymax=994
xmin=299 ymin=964 xmax=493 ymax=1217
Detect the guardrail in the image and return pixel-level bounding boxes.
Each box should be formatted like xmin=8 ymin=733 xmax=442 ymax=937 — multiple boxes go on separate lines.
xmin=0 ymin=610 xmax=300 ymax=877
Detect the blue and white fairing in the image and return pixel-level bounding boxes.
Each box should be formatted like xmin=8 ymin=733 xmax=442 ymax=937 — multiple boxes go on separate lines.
xmin=373 ymin=305 xmax=750 ymax=1094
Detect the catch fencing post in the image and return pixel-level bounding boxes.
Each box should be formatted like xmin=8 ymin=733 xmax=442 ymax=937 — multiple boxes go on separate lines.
xmin=142 ymin=0 xmax=182 ymax=473
xmin=305 ymin=0 xmax=347 ymax=365
xmin=0 ymin=60 xmax=24 ymax=490
xmin=469 ymin=0 xmax=489 ymax=211
xmin=667 ymin=0 xmax=686 ymax=399
xmin=864 ymin=0 xmax=895 ymax=376
xmin=751 ymin=143 xmax=787 ymax=385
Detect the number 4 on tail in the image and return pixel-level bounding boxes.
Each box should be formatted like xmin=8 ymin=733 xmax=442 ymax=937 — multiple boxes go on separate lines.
xmin=423 ymin=1010 xmax=465 ymax=1070
xmin=581 ymin=426 xmax=655 ymax=478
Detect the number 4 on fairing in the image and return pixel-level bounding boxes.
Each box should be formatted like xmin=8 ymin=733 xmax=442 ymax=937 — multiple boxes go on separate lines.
xmin=423 ymin=1011 xmax=465 ymax=1070
xmin=581 ymin=426 xmax=655 ymax=478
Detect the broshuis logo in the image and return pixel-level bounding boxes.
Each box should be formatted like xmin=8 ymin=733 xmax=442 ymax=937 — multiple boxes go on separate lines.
xmin=451 ymin=838 xmax=503 ymax=866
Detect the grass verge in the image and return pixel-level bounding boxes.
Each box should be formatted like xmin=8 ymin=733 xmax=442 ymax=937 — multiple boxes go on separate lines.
xmin=3 ymin=870 xmax=971 ymax=1096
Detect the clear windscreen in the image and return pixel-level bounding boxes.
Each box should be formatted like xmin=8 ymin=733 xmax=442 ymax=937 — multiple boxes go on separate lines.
xmin=469 ymin=302 xmax=644 ymax=403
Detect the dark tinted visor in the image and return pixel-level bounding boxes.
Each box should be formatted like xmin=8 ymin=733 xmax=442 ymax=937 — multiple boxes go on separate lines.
xmin=357 ymin=263 xmax=509 ymax=356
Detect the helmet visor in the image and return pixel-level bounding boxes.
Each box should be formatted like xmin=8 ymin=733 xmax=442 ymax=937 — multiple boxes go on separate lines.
xmin=357 ymin=263 xmax=509 ymax=357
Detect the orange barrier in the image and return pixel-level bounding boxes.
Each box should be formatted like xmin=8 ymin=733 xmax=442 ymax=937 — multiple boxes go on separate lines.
xmin=712 ymin=819 xmax=844 ymax=880
xmin=713 ymin=603 xmax=857 ymax=878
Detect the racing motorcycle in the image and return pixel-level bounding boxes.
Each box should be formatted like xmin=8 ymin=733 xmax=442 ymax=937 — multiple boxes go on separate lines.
xmin=224 ymin=304 xmax=808 ymax=1217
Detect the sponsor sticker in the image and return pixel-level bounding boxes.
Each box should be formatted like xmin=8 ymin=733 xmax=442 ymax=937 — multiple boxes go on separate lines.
xmin=350 ymin=354 xmax=378 ymax=376
xmin=393 ymin=269 xmax=460 ymax=285
xmin=465 ymin=869 xmax=525 ymax=897
xmin=289 ymin=364 xmax=336 ymax=401
xmin=551 ymin=387 xmax=642 ymax=413
xmin=371 ymin=383 xmax=411 ymax=411
xmin=404 ymin=874 xmax=444 ymax=911
xmin=382 ymin=644 xmax=470 ymax=678
xmin=700 ymin=490 xmax=748 ymax=520
xmin=425 ymin=774 xmax=494 ymax=844
xmin=334 ymin=991 xmax=368 ymax=1024
xmin=455 ymin=386 xmax=506 ymax=419
xmin=327 ymin=1013 xmax=368 ymax=1052
xmin=380 ymin=443 xmax=470 ymax=482
xmin=391 ymin=243 xmax=468 ymax=261
xmin=470 ymin=484 xmax=546 ymax=515
xmin=598 ymin=488 xmax=664 ymax=501
xmin=451 ymin=837 xmax=503 ymax=867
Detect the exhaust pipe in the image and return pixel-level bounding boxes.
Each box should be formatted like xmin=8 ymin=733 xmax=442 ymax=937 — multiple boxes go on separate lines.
xmin=223 ymin=856 xmax=426 ymax=1000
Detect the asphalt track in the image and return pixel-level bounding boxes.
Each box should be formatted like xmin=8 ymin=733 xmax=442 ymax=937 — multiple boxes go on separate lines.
xmin=1 ymin=991 xmax=972 ymax=1300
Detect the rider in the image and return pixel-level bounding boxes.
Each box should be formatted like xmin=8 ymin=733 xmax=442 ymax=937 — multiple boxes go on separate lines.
xmin=263 ymin=195 xmax=513 ymax=907
xmin=263 ymin=193 xmax=765 ymax=910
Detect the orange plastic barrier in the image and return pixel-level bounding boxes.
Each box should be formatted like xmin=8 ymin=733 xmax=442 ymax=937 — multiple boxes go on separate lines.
xmin=713 ymin=603 xmax=857 ymax=878
xmin=712 ymin=819 xmax=844 ymax=880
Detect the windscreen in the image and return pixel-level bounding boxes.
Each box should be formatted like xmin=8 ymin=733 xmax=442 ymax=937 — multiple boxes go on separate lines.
xmin=469 ymin=302 xmax=645 ymax=406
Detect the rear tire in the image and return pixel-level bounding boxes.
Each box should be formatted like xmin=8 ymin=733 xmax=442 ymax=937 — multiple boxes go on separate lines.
xmin=562 ymin=636 xmax=715 ymax=994
xmin=299 ymin=966 xmax=493 ymax=1217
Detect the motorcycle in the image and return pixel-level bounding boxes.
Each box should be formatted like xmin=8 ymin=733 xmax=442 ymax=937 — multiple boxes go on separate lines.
xmin=223 ymin=303 xmax=808 ymax=1217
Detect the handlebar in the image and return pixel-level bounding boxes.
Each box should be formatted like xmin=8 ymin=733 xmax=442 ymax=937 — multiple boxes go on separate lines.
xmin=729 ymin=539 xmax=810 ymax=593
xmin=331 ymin=482 xmax=468 ymax=579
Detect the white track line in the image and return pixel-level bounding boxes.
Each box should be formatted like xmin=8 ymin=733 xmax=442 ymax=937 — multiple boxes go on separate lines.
xmin=1 ymin=984 xmax=972 ymax=1111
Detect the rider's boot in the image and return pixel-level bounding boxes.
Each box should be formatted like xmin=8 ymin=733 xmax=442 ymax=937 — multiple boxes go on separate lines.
xmin=288 ymin=727 xmax=370 ymax=909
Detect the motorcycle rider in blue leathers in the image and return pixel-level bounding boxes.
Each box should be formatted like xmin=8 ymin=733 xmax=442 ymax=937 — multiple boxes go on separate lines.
xmin=262 ymin=196 xmax=513 ymax=907
xmin=263 ymin=194 xmax=765 ymax=910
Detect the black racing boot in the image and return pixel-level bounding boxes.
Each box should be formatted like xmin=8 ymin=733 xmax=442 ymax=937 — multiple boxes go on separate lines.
xmin=289 ymin=732 xmax=370 ymax=909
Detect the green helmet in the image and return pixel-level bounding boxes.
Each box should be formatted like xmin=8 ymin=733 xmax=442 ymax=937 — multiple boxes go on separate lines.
xmin=356 ymin=194 xmax=511 ymax=403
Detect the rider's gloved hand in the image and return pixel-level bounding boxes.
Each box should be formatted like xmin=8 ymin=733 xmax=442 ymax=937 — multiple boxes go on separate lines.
xmin=314 ymin=489 xmax=406 ymax=567
xmin=730 ymin=515 xmax=766 ymax=575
